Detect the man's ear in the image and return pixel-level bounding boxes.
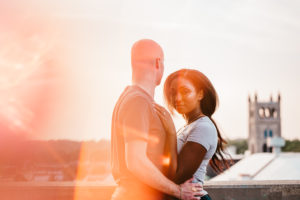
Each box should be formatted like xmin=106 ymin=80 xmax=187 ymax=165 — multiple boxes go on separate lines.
xmin=155 ymin=58 xmax=160 ymax=69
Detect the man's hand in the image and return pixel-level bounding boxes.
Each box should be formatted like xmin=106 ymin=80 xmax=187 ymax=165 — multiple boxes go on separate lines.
xmin=180 ymin=178 xmax=204 ymax=200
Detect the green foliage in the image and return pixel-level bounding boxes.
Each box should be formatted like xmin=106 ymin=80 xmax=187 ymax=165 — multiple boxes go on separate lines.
xmin=282 ymin=139 xmax=300 ymax=152
xmin=227 ymin=139 xmax=248 ymax=154
xmin=227 ymin=138 xmax=300 ymax=153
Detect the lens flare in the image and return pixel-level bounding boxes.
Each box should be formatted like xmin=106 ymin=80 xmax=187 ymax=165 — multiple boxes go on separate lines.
xmin=162 ymin=156 xmax=170 ymax=166
xmin=0 ymin=2 xmax=64 ymax=138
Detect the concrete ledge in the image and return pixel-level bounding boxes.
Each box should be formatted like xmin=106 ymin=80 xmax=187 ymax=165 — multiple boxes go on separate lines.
xmin=0 ymin=180 xmax=300 ymax=200
xmin=205 ymin=180 xmax=300 ymax=200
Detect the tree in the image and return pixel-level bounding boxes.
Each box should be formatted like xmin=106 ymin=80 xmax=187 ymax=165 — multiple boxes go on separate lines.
xmin=282 ymin=139 xmax=300 ymax=152
xmin=227 ymin=139 xmax=248 ymax=154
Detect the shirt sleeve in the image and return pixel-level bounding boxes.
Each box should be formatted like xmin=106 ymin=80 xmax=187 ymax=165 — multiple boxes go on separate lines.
xmin=122 ymin=96 xmax=151 ymax=143
xmin=186 ymin=122 xmax=216 ymax=151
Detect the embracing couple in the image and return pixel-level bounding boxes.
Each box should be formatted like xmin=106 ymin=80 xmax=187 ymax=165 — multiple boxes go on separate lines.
xmin=111 ymin=39 xmax=228 ymax=200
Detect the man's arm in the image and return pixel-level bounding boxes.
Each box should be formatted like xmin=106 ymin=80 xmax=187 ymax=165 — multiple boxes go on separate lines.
xmin=125 ymin=140 xmax=180 ymax=198
xmin=122 ymin=98 xmax=202 ymax=199
xmin=125 ymin=140 xmax=203 ymax=199
xmin=153 ymin=103 xmax=178 ymax=179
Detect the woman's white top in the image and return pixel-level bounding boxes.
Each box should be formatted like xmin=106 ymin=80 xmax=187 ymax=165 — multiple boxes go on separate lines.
xmin=177 ymin=116 xmax=218 ymax=195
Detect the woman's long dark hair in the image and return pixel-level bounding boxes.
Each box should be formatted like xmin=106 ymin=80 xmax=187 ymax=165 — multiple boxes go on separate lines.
xmin=164 ymin=69 xmax=231 ymax=173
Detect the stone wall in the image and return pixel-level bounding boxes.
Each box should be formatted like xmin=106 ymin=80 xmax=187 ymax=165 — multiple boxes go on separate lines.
xmin=0 ymin=180 xmax=299 ymax=200
xmin=206 ymin=180 xmax=300 ymax=200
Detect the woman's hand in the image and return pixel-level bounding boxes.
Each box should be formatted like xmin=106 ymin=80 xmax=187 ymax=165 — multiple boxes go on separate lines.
xmin=153 ymin=103 xmax=176 ymax=136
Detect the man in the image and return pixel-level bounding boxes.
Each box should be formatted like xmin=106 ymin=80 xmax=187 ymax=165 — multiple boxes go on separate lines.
xmin=111 ymin=39 xmax=202 ymax=200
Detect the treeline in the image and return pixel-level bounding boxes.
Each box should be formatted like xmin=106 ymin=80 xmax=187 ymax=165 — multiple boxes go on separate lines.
xmin=0 ymin=139 xmax=111 ymax=166
xmin=1 ymin=137 xmax=299 ymax=167
xmin=282 ymin=139 xmax=300 ymax=152
xmin=227 ymin=139 xmax=248 ymax=154
xmin=227 ymin=138 xmax=300 ymax=154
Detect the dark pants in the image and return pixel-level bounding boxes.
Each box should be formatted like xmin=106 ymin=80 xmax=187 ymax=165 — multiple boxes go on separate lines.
xmin=201 ymin=194 xmax=212 ymax=200
xmin=165 ymin=194 xmax=212 ymax=200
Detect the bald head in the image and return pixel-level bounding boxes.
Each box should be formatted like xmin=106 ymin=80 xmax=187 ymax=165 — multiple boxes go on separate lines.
xmin=131 ymin=39 xmax=164 ymax=69
xmin=131 ymin=39 xmax=164 ymax=86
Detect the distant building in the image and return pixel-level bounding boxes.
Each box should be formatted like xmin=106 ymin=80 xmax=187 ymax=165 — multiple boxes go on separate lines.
xmin=248 ymin=93 xmax=281 ymax=154
xmin=210 ymin=93 xmax=293 ymax=181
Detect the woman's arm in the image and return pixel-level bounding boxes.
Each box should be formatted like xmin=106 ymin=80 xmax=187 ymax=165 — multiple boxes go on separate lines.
xmin=153 ymin=104 xmax=207 ymax=184
xmin=173 ymin=141 xmax=207 ymax=184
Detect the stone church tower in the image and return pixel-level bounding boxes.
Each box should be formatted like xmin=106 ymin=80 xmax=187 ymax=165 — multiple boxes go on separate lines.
xmin=248 ymin=93 xmax=281 ymax=154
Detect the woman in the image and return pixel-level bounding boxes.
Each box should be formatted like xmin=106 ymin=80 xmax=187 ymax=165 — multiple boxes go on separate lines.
xmin=154 ymin=69 xmax=230 ymax=200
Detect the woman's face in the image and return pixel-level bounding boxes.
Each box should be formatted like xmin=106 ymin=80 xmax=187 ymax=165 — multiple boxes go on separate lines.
xmin=170 ymin=77 xmax=203 ymax=115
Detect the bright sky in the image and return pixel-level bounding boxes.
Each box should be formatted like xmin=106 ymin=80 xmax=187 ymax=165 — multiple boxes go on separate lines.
xmin=1 ymin=0 xmax=300 ymax=141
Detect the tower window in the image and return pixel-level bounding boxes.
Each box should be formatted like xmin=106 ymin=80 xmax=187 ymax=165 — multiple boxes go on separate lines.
xmin=270 ymin=108 xmax=278 ymax=118
xmin=259 ymin=108 xmax=265 ymax=118
xmin=265 ymin=108 xmax=270 ymax=118
xmin=269 ymin=130 xmax=273 ymax=137
xmin=264 ymin=130 xmax=268 ymax=138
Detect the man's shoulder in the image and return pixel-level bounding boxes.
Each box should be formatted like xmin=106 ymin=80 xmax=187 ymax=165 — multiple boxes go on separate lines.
xmin=114 ymin=90 xmax=151 ymax=115
xmin=122 ymin=87 xmax=152 ymax=105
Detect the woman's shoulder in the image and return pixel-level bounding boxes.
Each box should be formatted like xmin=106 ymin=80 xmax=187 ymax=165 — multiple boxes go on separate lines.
xmin=193 ymin=117 xmax=216 ymax=131
xmin=185 ymin=117 xmax=217 ymax=150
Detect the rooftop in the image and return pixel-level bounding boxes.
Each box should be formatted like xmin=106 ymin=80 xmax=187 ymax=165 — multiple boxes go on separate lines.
xmin=211 ymin=152 xmax=300 ymax=181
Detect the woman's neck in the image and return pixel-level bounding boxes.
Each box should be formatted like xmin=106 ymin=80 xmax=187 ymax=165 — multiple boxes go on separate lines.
xmin=184 ymin=108 xmax=205 ymax=125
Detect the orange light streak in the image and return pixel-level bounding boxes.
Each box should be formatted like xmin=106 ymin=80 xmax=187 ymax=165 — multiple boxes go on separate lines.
xmin=0 ymin=2 xmax=66 ymax=138
xmin=162 ymin=156 xmax=171 ymax=166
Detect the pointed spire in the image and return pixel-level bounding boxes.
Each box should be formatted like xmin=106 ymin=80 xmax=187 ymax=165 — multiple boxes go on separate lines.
xmin=270 ymin=94 xmax=273 ymax=102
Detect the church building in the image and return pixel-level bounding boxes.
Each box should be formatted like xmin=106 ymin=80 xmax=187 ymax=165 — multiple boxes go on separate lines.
xmin=248 ymin=93 xmax=281 ymax=154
